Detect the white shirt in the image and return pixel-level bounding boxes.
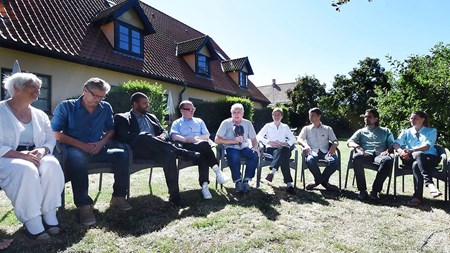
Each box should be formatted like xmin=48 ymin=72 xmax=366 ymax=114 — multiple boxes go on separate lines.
xmin=298 ymin=123 xmax=337 ymax=153
xmin=0 ymin=100 xmax=55 ymax=157
xmin=256 ymin=122 xmax=296 ymax=147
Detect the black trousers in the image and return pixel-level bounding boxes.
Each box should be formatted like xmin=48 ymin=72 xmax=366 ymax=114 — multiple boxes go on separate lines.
xmin=353 ymin=153 xmax=393 ymax=192
xmin=266 ymin=145 xmax=294 ymax=184
xmin=183 ymin=141 xmax=218 ymax=187
xmin=131 ymin=135 xmax=179 ymax=196
xmin=402 ymin=152 xmax=439 ymax=199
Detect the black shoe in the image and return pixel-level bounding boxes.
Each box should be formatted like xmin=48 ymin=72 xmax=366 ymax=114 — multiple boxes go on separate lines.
xmin=358 ymin=190 xmax=369 ymax=200
xmin=324 ymin=182 xmax=340 ymax=193
xmin=305 ymin=182 xmax=318 ymax=191
xmin=369 ymin=191 xmax=380 ymax=202
xmin=176 ymin=148 xmax=200 ymax=160
xmin=286 ymin=186 xmax=296 ymax=195
xmin=169 ymin=194 xmax=185 ymax=207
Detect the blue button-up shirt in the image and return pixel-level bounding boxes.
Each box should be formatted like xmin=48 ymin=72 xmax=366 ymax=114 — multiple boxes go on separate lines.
xmin=51 ymin=96 xmax=114 ymax=143
xmin=395 ymin=126 xmax=437 ymax=156
xmin=170 ymin=117 xmax=209 ymax=139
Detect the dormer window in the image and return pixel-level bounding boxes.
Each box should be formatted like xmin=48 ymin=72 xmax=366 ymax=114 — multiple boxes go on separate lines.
xmin=221 ymin=57 xmax=254 ymax=89
xmin=176 ymin=36 xmax=217 ymax=79
xmin=239 ymin=71 xmax=248 ymax=89
xmin=117 ymin=21 xmax=143 ymax=57
xmin=197 ymin=54 xmax=210 ymax=77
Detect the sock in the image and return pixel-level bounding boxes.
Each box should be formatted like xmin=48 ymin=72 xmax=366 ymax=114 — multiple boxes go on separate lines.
xmin=271 ymin=167 xmax=277 ymax=175
xmin=43 ymin=210 xmax=59 ymax=226
xmin=24 ymin=216 xmax=45 ymax=235
xmin=202 ymin=182 xmax=209 ymax=188
xmin=212 ymin=164 xmax=220 ymax=172
xmin=287 ymin=182 xmax=293 ymax=188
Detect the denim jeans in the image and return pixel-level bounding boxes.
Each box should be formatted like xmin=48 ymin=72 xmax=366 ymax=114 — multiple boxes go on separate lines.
xmin=64 ymin=143 xmax=129 ymax=207
xmin=305 ymin=150 xmax=339 ymax=186
xmin=225 ymin=147 xmax=259 ymax=182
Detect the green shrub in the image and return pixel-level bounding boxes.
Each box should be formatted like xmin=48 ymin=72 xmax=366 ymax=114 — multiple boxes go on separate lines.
xmin=105 ymin=80 xmax=167 ymax=127
xmin=193 ymin=96 xmax=254 ymax=135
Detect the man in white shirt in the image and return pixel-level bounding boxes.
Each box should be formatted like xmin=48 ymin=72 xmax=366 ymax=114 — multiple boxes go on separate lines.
xmin=257 ymin=108 xmax=297 ymax=194
xmin=298 ymin=107 xmax=340 ymax=192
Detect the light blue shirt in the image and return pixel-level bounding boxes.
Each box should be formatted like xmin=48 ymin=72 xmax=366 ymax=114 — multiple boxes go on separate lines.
xmin=395 ymin=126 xmax=437 ymax=156
xmin=170 ymin=117 xmax=209 ymax=139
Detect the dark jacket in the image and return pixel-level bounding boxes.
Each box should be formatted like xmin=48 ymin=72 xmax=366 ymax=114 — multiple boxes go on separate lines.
xmin=114 ymin=110 xmax=169 ymax=144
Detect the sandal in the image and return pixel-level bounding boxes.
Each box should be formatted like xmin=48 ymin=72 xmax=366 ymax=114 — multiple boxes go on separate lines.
xmin=430 ymin=190 xmax=442 ymax=198
xmin=407 ymin=197 xmax=422 ymax=207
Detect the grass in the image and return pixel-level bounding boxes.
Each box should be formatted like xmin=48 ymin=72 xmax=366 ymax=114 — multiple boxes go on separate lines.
xmin=1 ymin=141 xmax=450 ymax=252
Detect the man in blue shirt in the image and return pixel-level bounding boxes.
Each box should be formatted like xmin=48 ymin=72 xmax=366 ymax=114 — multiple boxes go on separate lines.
xmin=170 ymin=100 xmax=230 ymax=200
xmin=51 ymin=78 xmax=131 ymax=226
xmin=347 ymin=108 xmax=395 ymax=201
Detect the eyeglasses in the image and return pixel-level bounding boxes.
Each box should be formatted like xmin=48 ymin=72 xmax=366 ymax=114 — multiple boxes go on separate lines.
xmin=86 ymin=89 xmax=106 ymax=100
xmin=181 ymin=107 xmax=196 ymax=112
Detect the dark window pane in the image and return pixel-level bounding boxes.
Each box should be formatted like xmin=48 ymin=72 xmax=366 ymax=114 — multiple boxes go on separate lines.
xmin=132 ymin=45 xmax=140 ymax=53
xmin=131 ymin=30 xmax=140 ymax=39
xmin=119 ymin=41 xmax=129 ymax=50
xmin=119 ymin=25 xmax=129 ymax=35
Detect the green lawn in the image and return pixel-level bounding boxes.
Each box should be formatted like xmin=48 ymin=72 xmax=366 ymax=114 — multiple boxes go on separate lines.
xmin=0 ymin=141 xmax=449 ymax=252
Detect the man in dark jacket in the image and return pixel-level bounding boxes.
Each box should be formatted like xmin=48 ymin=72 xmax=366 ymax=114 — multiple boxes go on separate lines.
xmin=114 ymin=92 xmax=199 ymax=206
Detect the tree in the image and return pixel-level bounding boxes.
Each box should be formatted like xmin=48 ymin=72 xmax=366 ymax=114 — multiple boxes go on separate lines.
xmin=376 ymin=42 xmax=450 ymax=148
xmin=331 ymin=0 xmax=374 ymax=12
xmin=328 ymin=57 xmax=391 ymax=129
xmin=287 ymin=75 xmax=327 ymax=127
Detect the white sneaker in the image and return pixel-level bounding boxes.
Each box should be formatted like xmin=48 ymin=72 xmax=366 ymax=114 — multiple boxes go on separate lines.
xmin=201 ymin=186 xmax=212 ymax=199
xmin=215 ymin=169 xmax=230 ymax=184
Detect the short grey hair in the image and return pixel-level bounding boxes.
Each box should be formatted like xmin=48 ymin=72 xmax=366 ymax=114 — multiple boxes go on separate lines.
xmin=179 ymin=100 xmax=193 ymax=109
xmin=83 ymin=77 xmax=111 ymax=94
xmin=230 ymin=103 xmax=244 ymax=112
xmin=2 ymin=72 xmax=42 ymax=97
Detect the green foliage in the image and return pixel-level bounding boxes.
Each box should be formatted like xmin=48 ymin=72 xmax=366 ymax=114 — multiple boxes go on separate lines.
xmin=105 ymin=80 xmax=167 ymax=126
xmin=328 ymin=57 xmax=391 ymax=130
xmin=253 ymin=104 xmax=291 ymax=133
xmin=193 ymin=96 xmax=254 ymax=135
xmin=376 ymin=42 xmax=450 ymax=148
xmin=287 ymin=75 xmax=327 ymax=128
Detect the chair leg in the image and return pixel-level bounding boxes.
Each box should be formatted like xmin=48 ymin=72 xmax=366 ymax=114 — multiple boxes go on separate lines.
xmin=149 ymin=167 xmax=153 ymax=195
xmin=338 ymin=167 xmax=342 ymax=190
xmin=344 ymin=167 xmax=350 ymax=189
xmin=393 ymin=172 xmax=397 ymax=198
xmin=256 ymin=163 xmax=262 ymax=188
xmin=301 ymin=166 xmax=306 ymax=190
xmin=402 ymin=175 xmax=405 ymax=192
xmin=58 ymin=187 xmax=65 ymax=215
xmin=293 ymin=166 xmax=298 ymax=189
xmin=99 ymin=173 xmax=103 ymax=192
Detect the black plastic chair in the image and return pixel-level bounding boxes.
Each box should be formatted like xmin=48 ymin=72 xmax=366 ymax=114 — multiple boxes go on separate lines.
xmin=300 ymin=147 xmax=341 ymax=190
xmin=259 ymin=144 xmax=299 ymax=188
xmin=215 ymin=144 xmax=261 ymax=189
xmin=344 ymin=149 xmax=393 ymax=194
xmin=393 ymin=145 xmax=448 ymax=201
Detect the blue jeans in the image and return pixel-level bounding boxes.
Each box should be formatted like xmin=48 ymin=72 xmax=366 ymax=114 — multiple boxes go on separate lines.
xmin=226 ymin=147 xmax=259 ymax=182
xmin=305 ymin=150 xmax=339 ymax=185
xmin=64 ymin=143 xmax=129 ymax=207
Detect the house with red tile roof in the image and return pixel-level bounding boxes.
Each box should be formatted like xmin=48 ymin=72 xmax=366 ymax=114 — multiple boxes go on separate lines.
xmin=257 ymin=81 xmax=296 ymax=105
xmin=0 ymin=0 xmax=269 ymax=113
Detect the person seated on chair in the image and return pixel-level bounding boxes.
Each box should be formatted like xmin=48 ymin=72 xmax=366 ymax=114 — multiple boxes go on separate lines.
xmin=392 ymin=111 xmax=441 ymax=207
xmin=256 ymin=108 xmax=297 ymax=194
xmin=297 ymin=107 xmax=340 ymax=192
xmin=170 ymin=100 xmax=230 ymax=200
xmin=51 ymin=78 xmax=131 ymax=226
xmin=347 ymin=108 xmax=395 ymax=201
xmin=1 ymin=73 xmax=64 ymax=240
xmin=215 ymin=103 xmax=260 ymax=193
xmin=114 ymin=92 xmax=199 ymax=207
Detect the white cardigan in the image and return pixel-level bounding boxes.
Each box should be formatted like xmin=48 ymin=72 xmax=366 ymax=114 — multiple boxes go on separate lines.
xmin=0 ymin=100 xmax=55 ymax=157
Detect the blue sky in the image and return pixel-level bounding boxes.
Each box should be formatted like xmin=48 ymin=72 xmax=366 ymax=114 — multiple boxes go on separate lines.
xmin=145 ymin=1 xmax=450 ymax=89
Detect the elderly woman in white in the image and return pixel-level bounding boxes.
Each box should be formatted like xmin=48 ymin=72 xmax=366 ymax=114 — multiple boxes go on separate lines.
xmin=0 ymin=73 xmax=64 ymax=240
